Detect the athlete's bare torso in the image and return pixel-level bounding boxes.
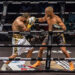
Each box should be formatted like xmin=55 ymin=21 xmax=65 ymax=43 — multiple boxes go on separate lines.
xmin=39 ymin=15 xmax=66 ymax=31
xmin=12 ymin=16 xmax=28 ymax=31
xmin=46 ymin=15 xmax=58 ymax=30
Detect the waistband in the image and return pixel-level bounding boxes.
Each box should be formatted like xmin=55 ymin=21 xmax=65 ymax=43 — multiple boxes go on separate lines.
xmin=13 ymin=34 xmax=24 ymax=39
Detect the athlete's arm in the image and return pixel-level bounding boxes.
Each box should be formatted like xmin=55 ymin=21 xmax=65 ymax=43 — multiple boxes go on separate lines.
xmin=56 ymin=16 xmax=66 ymax=31
xmin=28 ymin=16 xmax=46 ymax=24
xmin=17 ymin=20 xmax=30 ymax=31
xmin=38 ymin=16 xmax=46 ymax=22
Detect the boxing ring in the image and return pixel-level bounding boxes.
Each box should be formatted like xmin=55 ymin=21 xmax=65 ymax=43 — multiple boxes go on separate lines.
xmin=0 ymin=31 xmax=75 ymax=73
xmin=0 ymin=0 xmax=75 ymax=74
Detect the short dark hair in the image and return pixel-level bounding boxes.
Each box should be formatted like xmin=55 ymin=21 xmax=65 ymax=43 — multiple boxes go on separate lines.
xmin=22 ymin=13 xmax=30 ymax=18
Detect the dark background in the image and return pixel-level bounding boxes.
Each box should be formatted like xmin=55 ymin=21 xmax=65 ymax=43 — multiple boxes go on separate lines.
xmin=0 ymin=0 xmax=75 ymax=30
xmin=0 ymin=0 xmax=75 ymax=42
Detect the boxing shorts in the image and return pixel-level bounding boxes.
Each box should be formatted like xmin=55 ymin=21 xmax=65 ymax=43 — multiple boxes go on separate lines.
xmin=43 ymin=33 xmax=66 ymax=44
xmin=12 ymin=34 xmax=33 ymax=55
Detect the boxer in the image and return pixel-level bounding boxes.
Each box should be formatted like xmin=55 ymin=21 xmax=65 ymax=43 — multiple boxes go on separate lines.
xmin=31 ymin=7 xmax=74 ymax=71
xmin=1 ymin=13 xmax=35 ymax=71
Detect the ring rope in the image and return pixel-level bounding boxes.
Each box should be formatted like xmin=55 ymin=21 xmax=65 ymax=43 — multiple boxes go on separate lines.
xmin=0 ymin=70 xmax=74 ymax=73
xmin=0 ymin=1 xmax=75 ymax=4
xmin=3 ymin=22 xmax=75 ymax=27
xmin=0 ymin=44 xmax=75 ymax=47
xmin=0 ymin=12 xmax=75 ymax=15
xmin=0 ymin=57 xmax=75 ymax=61
xmin=0 ymin=31 xmax=75 ymax=35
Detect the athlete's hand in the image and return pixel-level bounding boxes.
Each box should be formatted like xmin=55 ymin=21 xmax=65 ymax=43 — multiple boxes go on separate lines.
xmin=28 ymin=17 xmax=36 ymax=25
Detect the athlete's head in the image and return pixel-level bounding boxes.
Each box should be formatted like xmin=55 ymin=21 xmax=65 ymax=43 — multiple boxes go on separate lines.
xmin=45 ymin=6 xmax=54 ymax=17
xmin=22 ymin=13 xmax=30 ymax=21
